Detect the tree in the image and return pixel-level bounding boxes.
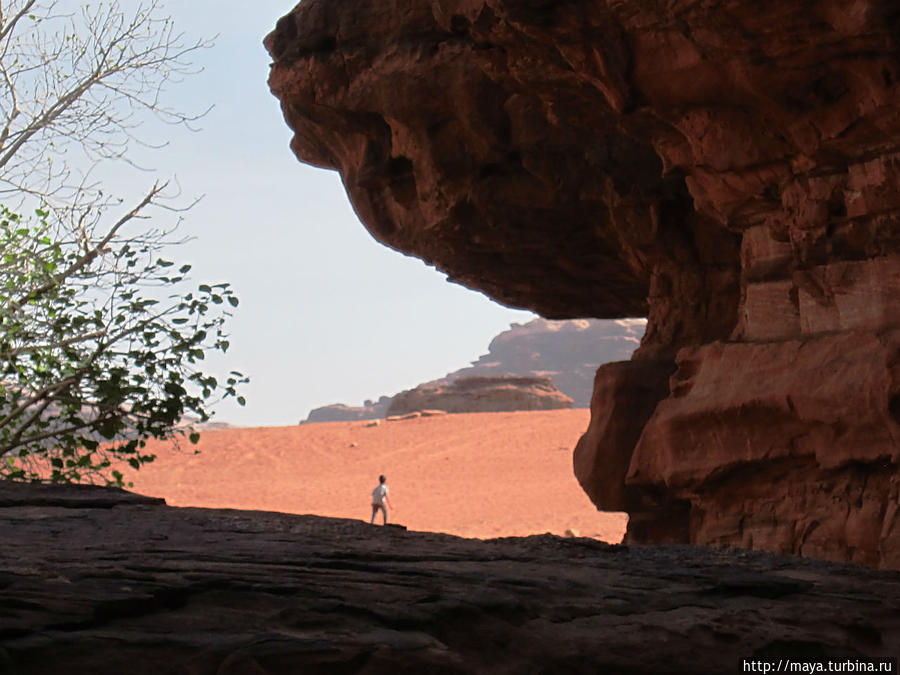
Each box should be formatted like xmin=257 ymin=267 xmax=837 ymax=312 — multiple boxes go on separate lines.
xmin=0 ymin=190 xmax=246 ymax=485
xmin=0 ymin=0 xmax=210 ymax=212
xmin=0 ymin=2 xmax=246 ymax=485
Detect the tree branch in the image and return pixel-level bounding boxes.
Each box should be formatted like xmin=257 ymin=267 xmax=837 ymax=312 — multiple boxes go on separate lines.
xmin=0 ymin=0 xmax=38 ymax=44
xmin=8 ymin=184 xmax=164 ymax=311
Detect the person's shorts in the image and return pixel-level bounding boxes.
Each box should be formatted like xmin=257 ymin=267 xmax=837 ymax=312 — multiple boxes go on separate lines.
xmin=372 ymin=503 xmax=385 ymax=510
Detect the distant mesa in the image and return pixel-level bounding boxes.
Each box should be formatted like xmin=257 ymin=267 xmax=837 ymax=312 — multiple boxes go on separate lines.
xmin=384 ymin=410 xmax=447 ymax=422
xmin=190 ymin=421 xmax=233 ymax=431
xmin=178 ymin=416 xmax=233 ymax=431
xmin=387 ymin=375 xmax=573 ymax=416
xmin=300 ymin=318 xmax=643 ymax=423
xmin=303 ymin=396 xmax=392 ymax=424
xmin=446 ymin=318 xmax=644 ymax=407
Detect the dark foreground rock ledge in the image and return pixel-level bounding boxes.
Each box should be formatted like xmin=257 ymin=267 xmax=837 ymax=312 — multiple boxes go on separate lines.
xmin=1 ymin=484 xmax=899 ymax=674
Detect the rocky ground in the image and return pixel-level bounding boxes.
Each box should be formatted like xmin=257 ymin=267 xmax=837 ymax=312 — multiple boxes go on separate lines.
xmin=1 ymin=482 xmax=898 ymax=674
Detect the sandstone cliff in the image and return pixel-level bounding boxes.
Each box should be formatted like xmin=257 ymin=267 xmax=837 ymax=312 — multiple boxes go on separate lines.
xmin=3 ymin=483 xmax=899 ymax=673
xmin=304 ymin=396 xmax=392 ymax=423
xmin=267 ymin=0 xmax=900 ymax=567
xmin=302 ymin=319 xmax=642 ymax=422
xmin=387 ymin=375 xmax=573 ymax=416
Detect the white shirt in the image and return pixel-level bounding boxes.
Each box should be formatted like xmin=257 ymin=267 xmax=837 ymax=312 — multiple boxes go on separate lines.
xmin=372 ymin=484 xmax=388 ymax=505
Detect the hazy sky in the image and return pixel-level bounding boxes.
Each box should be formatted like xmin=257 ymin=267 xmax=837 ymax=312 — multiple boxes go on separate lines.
xmin=103 ymin=1 xmax=536 ymax=426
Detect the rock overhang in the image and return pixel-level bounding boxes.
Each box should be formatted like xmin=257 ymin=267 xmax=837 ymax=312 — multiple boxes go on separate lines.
xmin=266 ymin=0 xmax=900 ymax=567
xmin=265 ymin=0 xmax=715 ymax=321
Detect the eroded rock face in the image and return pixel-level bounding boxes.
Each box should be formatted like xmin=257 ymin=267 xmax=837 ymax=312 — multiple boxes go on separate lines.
xmin=447 ymin=318 xmax=644 ymax=407
xmin=267 ymin=0 xmax=900 ymax=566
xmin=304 ymin=396 xmax=392 ymax=423
xmin=3 ymin=483 xmax=900 ymax=673
xmin=301 ymin=319 xmax=643 ymax=422
xmin=387 ymin=375 xmax=573 ymax=415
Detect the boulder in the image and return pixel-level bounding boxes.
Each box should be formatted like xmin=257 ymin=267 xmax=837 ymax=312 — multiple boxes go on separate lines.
xmin=386 ymin=375 xmax=573 ymax=416
xmin=303 ymin=396 xmax=392 ymax=423
xmin=446 ymin=318 xmax=645 ymax=407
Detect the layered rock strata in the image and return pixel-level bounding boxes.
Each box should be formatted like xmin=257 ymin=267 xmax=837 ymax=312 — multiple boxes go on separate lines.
xmin=3 ymin=483 xmax=900 ymax=673
xmin=386 ymin=375 xmax=573 ymax=415
xmin=301 ymin=318 xmax=643 ymax=423
xmin=304 ymin=396 xmax=392 ymax=423
xmin=445 ymin=318 xmax=645 ymax=407
xmin=267 ymin=0 xmax=900 ymax=566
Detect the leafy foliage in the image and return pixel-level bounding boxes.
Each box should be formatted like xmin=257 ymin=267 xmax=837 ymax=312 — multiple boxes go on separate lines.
xmin=0 ymin=2 xmax=246 ymax=486
xmin=0 ymin=195 xmax=246 ymax=486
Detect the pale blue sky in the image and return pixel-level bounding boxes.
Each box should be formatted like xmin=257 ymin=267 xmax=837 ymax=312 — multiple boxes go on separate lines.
xmin=106 ymin=1 xmax=536 ymax=426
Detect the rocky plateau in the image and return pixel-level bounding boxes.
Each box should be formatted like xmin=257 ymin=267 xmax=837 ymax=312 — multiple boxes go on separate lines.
xmin=440 ymin=317 xmax=645 ymax=407
xmin=386 ymin=374 xmax=573 ymax=416
xmin=2 ymin=482 xmax=900 ymax=673
xmin=303 ymin=317 xmax=643 ymax=422
xmin=305 ymin=396 xmax=393 ymax=424
xmin=267 ymin=0 xmax=900 ymax=567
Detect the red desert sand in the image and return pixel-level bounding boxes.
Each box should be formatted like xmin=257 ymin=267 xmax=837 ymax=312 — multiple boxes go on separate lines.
xmin=125 ymin=409 xmax=627 ymax=542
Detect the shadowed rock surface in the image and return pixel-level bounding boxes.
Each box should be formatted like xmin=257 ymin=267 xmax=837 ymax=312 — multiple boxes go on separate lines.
xmin=1 ymin=483 xmax=899 ymax=674
xmin=266 ymin=0 xmax=900 ymax=566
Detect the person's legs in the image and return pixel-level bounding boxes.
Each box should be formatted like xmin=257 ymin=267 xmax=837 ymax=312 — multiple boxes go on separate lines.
xmin=370 ymin=505 xmax=378 ymax=524
xmin=382 ymin=505 xmax=388 ymax=525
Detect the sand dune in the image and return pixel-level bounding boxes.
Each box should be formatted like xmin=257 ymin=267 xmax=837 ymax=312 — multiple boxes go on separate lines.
xmin=125 ymin=409 xmax=627 ymax=542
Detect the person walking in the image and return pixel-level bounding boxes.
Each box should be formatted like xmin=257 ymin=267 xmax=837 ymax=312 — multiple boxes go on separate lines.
xmin=370 ymin=475 xmax=392 ymax=525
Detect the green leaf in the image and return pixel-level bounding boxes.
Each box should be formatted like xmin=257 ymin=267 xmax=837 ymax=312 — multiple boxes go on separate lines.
xmin=0 ymin=204 xmax=246 ymax=486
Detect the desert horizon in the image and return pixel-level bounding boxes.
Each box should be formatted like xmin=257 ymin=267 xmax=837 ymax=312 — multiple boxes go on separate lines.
xmin=124 ymin=408 xmax=627 ymax=542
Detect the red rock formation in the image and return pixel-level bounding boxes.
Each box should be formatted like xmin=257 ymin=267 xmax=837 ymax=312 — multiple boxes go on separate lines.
xmin=301 ymin=319 xmax=642 ymax=422
xmin=267 ymin=0 xmax=900 ymax=567
xmin=304 ymin=396 xmax=392 ymax=423
xmin=447 ymin=318 xmax=644 ymax=407
xmin=387 ymin=375 xmax=573 ymax=415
